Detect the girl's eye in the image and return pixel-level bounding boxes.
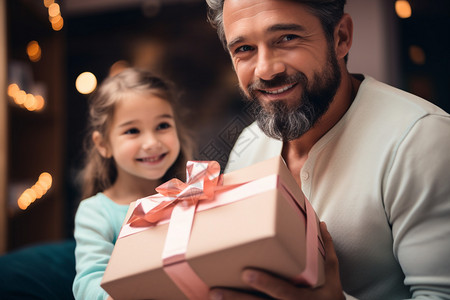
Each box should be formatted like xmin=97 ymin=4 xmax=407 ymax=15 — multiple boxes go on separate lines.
xmin=157 ymin=122 xmax=171 ymax=130
xmin=124 ymin=128 xmax=139 ymax=135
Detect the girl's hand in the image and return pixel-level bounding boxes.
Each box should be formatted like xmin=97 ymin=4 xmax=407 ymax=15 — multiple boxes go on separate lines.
xmin=209 ymin=222 xmax=345 ymax=300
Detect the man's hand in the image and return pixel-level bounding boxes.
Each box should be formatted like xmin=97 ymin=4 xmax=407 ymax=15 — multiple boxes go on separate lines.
xmin=209 ymin=222 xmax=345 ymax=300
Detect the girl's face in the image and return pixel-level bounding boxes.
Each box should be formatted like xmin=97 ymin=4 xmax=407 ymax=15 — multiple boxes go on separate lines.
xmin=98 ymin=92 xmax=181 ymax=183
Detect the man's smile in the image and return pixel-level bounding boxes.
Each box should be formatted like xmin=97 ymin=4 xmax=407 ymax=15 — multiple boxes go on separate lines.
xmin=260 ymin=83 xmax=297 ymax=95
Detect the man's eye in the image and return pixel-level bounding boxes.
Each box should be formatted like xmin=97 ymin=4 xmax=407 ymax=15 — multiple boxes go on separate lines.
xmin=157 ymin=122 xmax=171 ymax=130
xmin=124 ymin=128 xmax=139 ymax=135
xmin=281 ymin=34 xmax=299 ymax=42
xmin=235 ymin=45 xmax=254 ymax=53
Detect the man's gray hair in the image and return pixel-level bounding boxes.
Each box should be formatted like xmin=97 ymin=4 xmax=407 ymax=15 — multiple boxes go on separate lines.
xmin=205 ymin=0 xmax=227 ymax=49
xmin=206 ymin=0 xmax=347 ymax=50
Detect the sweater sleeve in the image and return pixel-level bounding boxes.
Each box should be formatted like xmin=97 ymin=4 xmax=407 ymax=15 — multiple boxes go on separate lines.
xmin=72 ymin=198 xmax=115 ymax=300
xmin=384 ymin=114 xmax=450 ymax=299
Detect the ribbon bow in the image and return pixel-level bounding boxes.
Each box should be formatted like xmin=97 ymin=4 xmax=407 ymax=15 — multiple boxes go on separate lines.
xmin=127 ymin=161 xmax=221 ymax=227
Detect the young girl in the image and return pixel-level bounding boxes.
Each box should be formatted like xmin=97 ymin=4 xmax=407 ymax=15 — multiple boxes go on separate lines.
xmin=72 ymin=68 xmax=193 ymax=300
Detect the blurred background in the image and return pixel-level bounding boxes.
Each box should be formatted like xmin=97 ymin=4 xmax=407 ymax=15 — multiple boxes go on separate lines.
xmin=0 ymin=0 xmax=449 ymax=254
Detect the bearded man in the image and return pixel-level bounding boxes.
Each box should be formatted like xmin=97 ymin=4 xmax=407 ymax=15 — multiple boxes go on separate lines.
xmin=205 ymin=0 xmax=450 ymax=299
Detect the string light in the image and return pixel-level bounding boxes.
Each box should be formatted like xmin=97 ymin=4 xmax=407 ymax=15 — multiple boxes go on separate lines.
xmin=17 ymin=172 xmax=53 ymax=210
xmin=7 ymin=83 xmax=46 ymax=112
xmin=42 ymin=0 xmax=64 ymax=31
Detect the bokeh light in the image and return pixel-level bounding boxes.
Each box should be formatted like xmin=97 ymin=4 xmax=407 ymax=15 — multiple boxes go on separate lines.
xmin=43 ymin=0 xmax=54 ymax=8
xmin=34 ymin=95 xmax=46 ymax=111
xmin=17 ymin=172 xmax=53 ymax=210
xmin=7 ymin=83 xmax=46 ymax=112
xmin=7 ymin=83 xmax=20 ymax=97
xmin=51 ymin=16 xmax=64 ymax=31
xmin=76 ymin=72 xmax=97 ymax=94
xmin=48 ymin=3 xmax=60 ymax=18
xmin=43 ymin=0 xmax=64 ymax=31
xmin=395 ymin=0 xmax=412 ymax=19
xmin=27 ymin=40 xmax=42 ymax=62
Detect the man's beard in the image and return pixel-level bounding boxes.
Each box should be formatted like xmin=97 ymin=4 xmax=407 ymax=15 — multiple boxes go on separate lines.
xmin=245 ymin=48 xmax=342 ymax=141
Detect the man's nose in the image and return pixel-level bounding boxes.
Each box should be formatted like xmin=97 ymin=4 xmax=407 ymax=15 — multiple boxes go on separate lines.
xmin=254 ymin=48 xmax=285 ymax=81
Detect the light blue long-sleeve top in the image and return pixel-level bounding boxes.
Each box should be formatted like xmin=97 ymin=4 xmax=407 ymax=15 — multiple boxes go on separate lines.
xmin=73 ymin=193 xmax=129 ymax=300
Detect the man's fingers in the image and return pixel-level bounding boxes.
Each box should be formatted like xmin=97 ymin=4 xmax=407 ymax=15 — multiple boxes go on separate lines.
xmin=320 ymin=222 xmax=340 ymax=273
xmin=208 ymin=223 xmax=341 ymax=300
xmin=320 ymin=222 xmax=345 ymax=300
xmin=209 ymin=287 xmax=263 ymax=300
xmin=241 ymin=269 xmax=303 ymax=299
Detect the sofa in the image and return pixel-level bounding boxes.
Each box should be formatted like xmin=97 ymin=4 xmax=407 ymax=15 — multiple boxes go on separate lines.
xmin=0 ymin=239 xmax=76 ymax=299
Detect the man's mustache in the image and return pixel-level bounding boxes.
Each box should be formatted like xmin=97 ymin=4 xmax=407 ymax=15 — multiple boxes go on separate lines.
xmin=248 ymin=72 xmax=307 ymax=92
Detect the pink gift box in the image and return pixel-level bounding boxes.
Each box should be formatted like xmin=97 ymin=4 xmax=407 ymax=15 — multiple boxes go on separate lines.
xmin=101 ymin=156 xmax=325 ymax=300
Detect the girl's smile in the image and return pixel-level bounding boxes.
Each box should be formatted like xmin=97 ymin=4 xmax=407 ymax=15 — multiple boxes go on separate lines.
xmin=136 ymin=153 xmax=168 ymax=164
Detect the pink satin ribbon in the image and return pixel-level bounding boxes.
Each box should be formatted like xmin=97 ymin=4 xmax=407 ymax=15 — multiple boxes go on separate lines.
xmin=125 ymin=161 xmax=221 ymax=300
xmin=118 ymin=161 xmax=323 ymax=299
xmin=126 ymin=160 xmax=221 ymax=227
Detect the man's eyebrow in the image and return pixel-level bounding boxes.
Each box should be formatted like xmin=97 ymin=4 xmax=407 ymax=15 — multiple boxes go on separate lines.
xmin=227 ymin=36 xmax=245 ymax=51
xmin=227 ymin=23 xmax=306 ymax=51
xmin=268 ymin=23 xmax=306 ymax=32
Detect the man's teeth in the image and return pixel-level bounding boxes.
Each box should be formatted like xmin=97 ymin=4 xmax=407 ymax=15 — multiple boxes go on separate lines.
xmin=263 ymin=84 xmax=294 ymax=95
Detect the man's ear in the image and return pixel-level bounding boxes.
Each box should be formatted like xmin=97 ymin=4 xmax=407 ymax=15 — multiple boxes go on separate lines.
xmin=92 ymin=131 xmax=112 ymax=158
xmin=334 ymin=13 xmax=353 ymax=60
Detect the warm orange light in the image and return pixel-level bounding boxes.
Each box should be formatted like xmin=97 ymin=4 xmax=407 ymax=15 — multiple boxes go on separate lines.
xmin=48 ymin=3 xmax=60 ymax=18
xmin=395 ymin=0 xmax=412 ymax=19
xmin=8 ymin=83 xmax=46 ymax=112
xmin=24 ymin=94 xmax=36 ymax=110
xmin=7 ymin=83 xmax=20 ymax=97
xmin=18 ymin=196 xmax=30 ymax=210
xmin=76 ymin=72 xmax=97 ymax=94
xmin=39 ymin=172 xmax=53 ymax=189
xmin=51 ymin=16 xmax=64 ymax=31
xmin=26 ymin=189 xmax=38 ymax=202
xmin=45 ymin=1 xmax=64 ymax=31
xmin=17 ymin=172 xmax=53 ymax=210
xmin=34 ymin=95 xmax=46 ymax=111
xmin=43 ymin=0 xmax=54 ymax=8
xmin=14 ymin=90 xmax=27 ymax=105
xmin=27 ymin=41 xmax=42 ymax=62
xmin=49 ymin=14 xmax=61 ymax=24
xmin=32 ymin=184 xmax=45 ymax=198
xmin=17 ymin=192 xmax=33 ymax=210
xmin=27 ymin=41 xmax=40 ymax=56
